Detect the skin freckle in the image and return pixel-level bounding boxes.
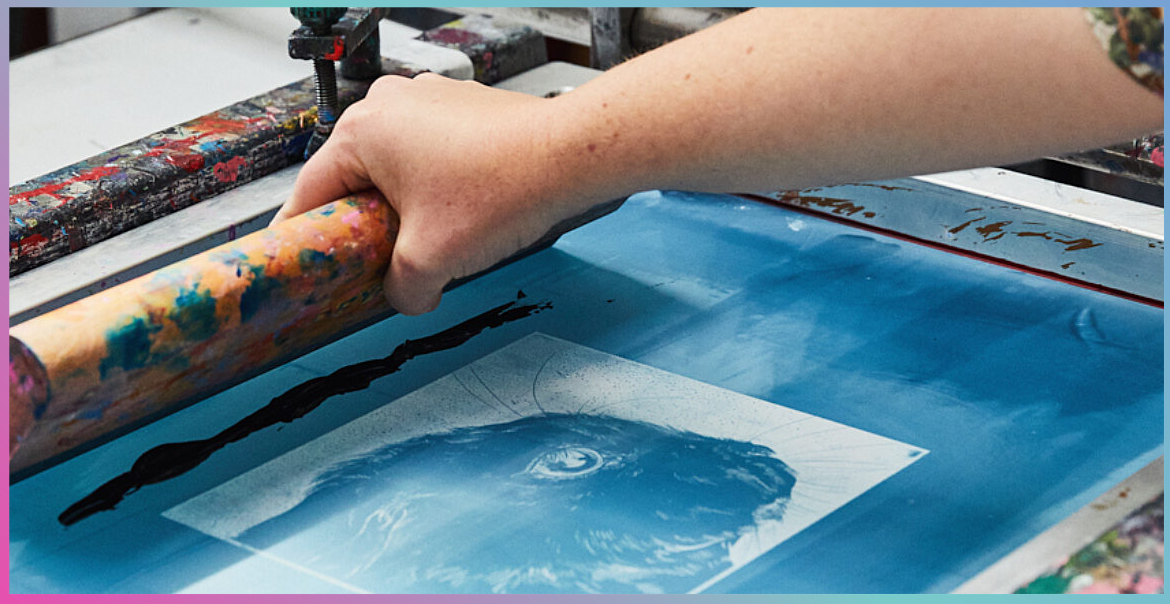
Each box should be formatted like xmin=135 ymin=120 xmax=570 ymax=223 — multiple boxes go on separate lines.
xmin=587 ymin=144 xmax=597 ymax=153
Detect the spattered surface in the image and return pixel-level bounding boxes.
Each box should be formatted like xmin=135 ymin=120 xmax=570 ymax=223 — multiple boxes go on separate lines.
xmin=9 ymin=190 xmax=1163 ymax=594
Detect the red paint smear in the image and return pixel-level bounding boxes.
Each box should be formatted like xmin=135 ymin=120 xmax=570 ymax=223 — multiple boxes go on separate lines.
xmin=145 ymin=114 xmax=265 ymax=157
xmin=16 ymin=234 xmax=48 ymax=256
xmin=143 ymin=136 xmax=198 ymax=158
xmin=11 ymin=113 xmax=267 ymax=207
xmin=426 ymin=27 xmax=484 ymax=46
xmin=166 ymin=154 xmax=205 ymax=173
xmin=738 ymin=193 xmax=1163 ymax=309
xmin=213 ymin=156 xmax=248 ymax=183
xmin=9 ymin=166 xmax=120 ymax=206
xmin=324 ymin=36 xmax=345 ymax=60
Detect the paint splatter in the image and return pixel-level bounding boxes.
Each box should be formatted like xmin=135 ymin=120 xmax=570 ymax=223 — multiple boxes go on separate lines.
xmin=9 ymin=166 xmax=120 ymax=206
xmin=98 ymin=317 xmax=163 ymax=379
xmin=974 ymin=221 xmax=1011 ymax=241
xmin=238 ymin=265 xmax=284 ymax=323
xmin=165 ymin=154 xmax=205 ymax=173
xmin=168 ymin=286 xmax=220 ymax=341
xmin=213 ymin=156 xmax=248 ymax=183
xmin=1053 ymin=237 xmax=1102 ymax=252
xmin=948 ymin=218 xmax=984 ymax=234
xmin=774 ymin=191 xmax=869 ymax=217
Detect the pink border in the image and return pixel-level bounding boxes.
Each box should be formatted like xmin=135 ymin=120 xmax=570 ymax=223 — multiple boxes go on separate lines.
xmin=4 ymin=3 xmax=14 ymax=597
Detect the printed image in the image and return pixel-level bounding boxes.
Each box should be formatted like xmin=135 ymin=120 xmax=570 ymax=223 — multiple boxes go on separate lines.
xmin=165 ymin=333 xmax=926 ymax=594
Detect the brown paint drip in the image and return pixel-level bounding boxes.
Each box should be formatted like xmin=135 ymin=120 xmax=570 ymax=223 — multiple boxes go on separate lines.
xmin=775 ymin=191 xmax=869 ymax=217
xmin=950 ymin=219 xmax=1103 ymax=252
xmin=1053 ymin=237 xmax=1102 ymax=251
xmin=974 ymin=221 xmax=1011 ymax=241
xmin=1013 ymin=230 xmax=1103 ymax=251
xmin=842 ymin=183 xmax=913 ymax=192
xmin=805 ymin=183 xmax=913 ymax=193
xmin=948 ymin=217 xmax=984 ymax=234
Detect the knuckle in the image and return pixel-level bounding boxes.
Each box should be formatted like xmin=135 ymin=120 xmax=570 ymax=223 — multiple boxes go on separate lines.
xmin=367 ymin=74 xmax=405 ymax=96
xmin=335 ymin=100 xmax=368 ymax=129
xmin=392 ymin=247 xmax=437 ymax=281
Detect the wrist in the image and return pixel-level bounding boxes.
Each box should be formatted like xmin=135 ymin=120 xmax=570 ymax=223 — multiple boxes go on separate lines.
xmin=534 ymin=92 xmax=651 ymax=213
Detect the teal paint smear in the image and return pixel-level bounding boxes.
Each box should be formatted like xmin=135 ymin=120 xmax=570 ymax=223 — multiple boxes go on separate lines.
xmin=168 ymin=285 xmax=219 ymax=341
xmin=98 ymin=317 xmax=162 ymax=378
xmin=239 ymin=265 xmax=283 ymax=323
xmin=297 ymin=248 xmax=339 ymax=279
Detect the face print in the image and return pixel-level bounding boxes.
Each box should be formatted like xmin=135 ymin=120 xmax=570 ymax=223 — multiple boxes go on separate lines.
xmin=241 ymin=413 xmax=797 ymax=593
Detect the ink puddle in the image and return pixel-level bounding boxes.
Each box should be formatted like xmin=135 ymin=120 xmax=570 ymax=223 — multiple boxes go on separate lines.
xmin=59 ymin=295 xmax=551 ymax=526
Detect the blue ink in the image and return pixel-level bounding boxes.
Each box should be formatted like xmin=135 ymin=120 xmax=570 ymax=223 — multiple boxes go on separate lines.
xmin=240 ymin=414 xmax=797 ymax=594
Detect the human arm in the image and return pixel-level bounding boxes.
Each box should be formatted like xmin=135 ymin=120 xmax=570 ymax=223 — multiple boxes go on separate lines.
xmin=274 ymin=7 xmax=1163 ymax=314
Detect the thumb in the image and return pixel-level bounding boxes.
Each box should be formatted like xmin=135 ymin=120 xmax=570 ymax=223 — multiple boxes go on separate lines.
xmin=382 ymin=222 xmax=449 ymax=315
xmin=272 ymin=136 xmax=371 ymax=225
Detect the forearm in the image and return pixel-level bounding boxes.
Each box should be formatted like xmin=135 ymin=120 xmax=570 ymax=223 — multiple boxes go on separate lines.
xmin=277 ymin=7 xmax=1162 ymax=315
xmin=543 ymin=7 xmax=1163 ymax=204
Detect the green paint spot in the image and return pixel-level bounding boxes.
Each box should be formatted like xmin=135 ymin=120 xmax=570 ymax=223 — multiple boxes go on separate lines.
xmin=99 ymin=317 xmax=162 ymax=378
xmin=1015 ymin=574 xmax=1072 ymax=594
xmin=168 ymin=285 xmax=219 ymax=341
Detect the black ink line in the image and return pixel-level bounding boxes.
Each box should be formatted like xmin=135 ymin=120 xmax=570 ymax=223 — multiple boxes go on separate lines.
xmin=59 ymin=297 xmax=551 ymax=526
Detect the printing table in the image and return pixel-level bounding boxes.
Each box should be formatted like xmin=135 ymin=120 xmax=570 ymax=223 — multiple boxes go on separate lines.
xmin=9 ymin=8 xmax=1164 ymax=595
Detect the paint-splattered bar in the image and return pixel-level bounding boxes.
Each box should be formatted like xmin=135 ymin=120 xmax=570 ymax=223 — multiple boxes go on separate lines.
xmin=8 ymin=15 xmax=548 ymax=277
xmin=8 ymin=72 xmax=378 ymax=277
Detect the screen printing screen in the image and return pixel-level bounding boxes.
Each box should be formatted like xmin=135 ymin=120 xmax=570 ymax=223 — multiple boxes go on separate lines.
xmin=9 ymin=188 xmax=1163 ymax=594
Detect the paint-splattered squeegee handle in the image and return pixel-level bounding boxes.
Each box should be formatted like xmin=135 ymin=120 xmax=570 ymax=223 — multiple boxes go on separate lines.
xmin=9 ymin=191 xmax=623 ymax=477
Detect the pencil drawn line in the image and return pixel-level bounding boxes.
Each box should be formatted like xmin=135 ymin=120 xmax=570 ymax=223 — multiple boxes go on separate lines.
xmin=469 ymin=365 xmax=525 ymax=417
xmin=531 ymin=351 xmax=561 ymax=415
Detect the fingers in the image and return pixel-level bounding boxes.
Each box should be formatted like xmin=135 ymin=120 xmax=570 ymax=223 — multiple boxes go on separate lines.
xmin=382 ymin=222 xmax=448 ymax=315
xmin=271 ymin=127 xmax=371 ymax=226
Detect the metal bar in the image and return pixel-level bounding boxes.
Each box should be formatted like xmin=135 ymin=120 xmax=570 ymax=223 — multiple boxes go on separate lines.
xmin=9 ymin=72 xmax=371 ymax=277
xmin=753 ymin=172 xmax=1164 ymax=302
xmin=418 ymin=14 xmax=548 ymax=84
xmin=629 ymin=7 xmax=741 ymax=52
xmin=589 ymin=7 xmax=622 ymax=69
